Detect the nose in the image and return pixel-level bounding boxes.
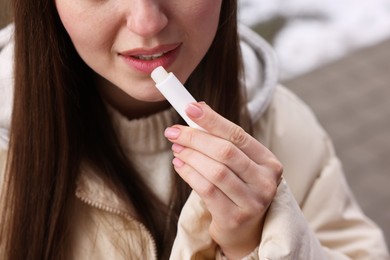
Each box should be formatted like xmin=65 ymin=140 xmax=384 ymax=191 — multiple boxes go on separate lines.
xmin=126 ymin=1 xmax=168 ymax=37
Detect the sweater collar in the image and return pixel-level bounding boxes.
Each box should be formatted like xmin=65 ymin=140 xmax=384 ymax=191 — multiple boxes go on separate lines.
xmin=108 ymin=106 xmax=179 ymax=154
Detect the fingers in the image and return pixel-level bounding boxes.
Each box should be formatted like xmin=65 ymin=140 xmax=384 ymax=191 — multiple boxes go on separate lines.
xmin=185 ymin=102 xmax=276 ymax=166
xmin=164 ymin=123 xmax=280 ymax=211
xmin=163 ymin=100 xmax=283 ymax=202
xmin=171 ymin=146 xmax=272 ymax=228
xmin=165 ymin=102 xmax=283 ymax=184
xmin=172 ymin=143 xmax=256 ymax=207
xmin=171 ymin=151 xmax=239 ymax=217
xmin=165 ymin=126 xmax=255 ymax=183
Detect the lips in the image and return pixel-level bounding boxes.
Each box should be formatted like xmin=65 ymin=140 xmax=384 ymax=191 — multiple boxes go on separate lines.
xmin=120 ymin=43 xmax=180 ymax=57
xmin=119 ymin=43 xmax=181 ymax=73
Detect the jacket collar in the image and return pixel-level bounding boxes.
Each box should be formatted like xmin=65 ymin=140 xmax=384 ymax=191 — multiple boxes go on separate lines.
xmin=239 ymin=24 xmax=279 ymax=122
xmin=75 ymin=163 xmax=137 ymax=217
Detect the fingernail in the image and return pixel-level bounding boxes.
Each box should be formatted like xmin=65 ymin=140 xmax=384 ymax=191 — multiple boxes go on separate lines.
xmin=186 ymin=103 xmax=203 ymax=118
xmin=172 ymin=143 xmax=184 ymax=153
xmin=172 ymin=157 xmax=184 ymax=168
xmin=164 ymin=127 xmax=181 ymax=139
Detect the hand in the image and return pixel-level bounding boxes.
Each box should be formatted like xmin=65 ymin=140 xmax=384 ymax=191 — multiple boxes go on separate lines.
xmin=164 ymin=102 xmax=283 ymax=259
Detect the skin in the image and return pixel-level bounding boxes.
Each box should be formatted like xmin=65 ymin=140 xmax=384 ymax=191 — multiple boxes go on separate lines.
xmin=55 ymin=0 xmax=222 ymax=118
xmin=55 ymin=0 xmax=283 ymax=258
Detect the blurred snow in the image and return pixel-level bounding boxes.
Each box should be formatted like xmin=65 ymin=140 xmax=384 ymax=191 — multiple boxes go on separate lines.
xmin=239 ymin=0 xmax=390 ymax=79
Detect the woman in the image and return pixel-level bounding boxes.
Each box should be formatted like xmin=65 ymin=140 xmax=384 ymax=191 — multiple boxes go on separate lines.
xmin=0 ymin=0 xmax=388 ymax=259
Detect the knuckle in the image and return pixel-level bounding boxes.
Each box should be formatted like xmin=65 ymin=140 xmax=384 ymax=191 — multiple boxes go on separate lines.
xmin=219 ymin=142 xmax=237 ymax=161
xmin=248 ymin=195 xmax=267 ymax=212
xmin=229 ymin=126 xmax=248 ymax=148
xmin=267 ymin=157 xmax=284 ymax=177
xmin=261 ymin=179 xmax=278 ymax=202
xmin=241 ymin=159 xmax=253 ymax=173
xmin=204 ymin=109 xmax=219 ymax=129
xmin=210 ymin=164 xmax=229 ymax=183
xmin=186 ymin=128 xmax=197 ymax=146
xmin=231 ymin=209 xmax=253 ymax=227
xmin=199 ymin=183 xmax=218 ymax=198
xmin=247 ymin=183 xmax=277 ymax=212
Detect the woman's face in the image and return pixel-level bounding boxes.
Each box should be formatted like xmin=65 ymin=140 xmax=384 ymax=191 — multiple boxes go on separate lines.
xmin=55 ymin=0 xmax=222 ymax=112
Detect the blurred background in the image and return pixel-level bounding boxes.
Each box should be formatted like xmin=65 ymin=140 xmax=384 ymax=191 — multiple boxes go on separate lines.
xmin=0 ymin=0 xmax=10 ymax=29
xmin=1 ymin=0 xmax=389 ymax=247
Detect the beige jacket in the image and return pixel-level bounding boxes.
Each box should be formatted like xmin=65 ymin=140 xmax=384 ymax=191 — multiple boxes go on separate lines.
xmin=0 ymin=25 xmax=389 ymax=259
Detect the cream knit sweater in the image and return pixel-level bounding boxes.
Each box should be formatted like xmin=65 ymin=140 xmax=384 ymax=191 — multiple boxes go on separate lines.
xmin=110 ymin=106 xmax=179 ymax=205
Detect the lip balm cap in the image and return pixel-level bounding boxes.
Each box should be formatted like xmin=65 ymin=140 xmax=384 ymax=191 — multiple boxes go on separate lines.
xmin=151 ymin=66 xmax=169 ymax=84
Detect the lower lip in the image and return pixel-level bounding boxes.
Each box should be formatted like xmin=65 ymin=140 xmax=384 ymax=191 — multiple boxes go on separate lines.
xmin=119 ymin=45 xmax=181 ymax=74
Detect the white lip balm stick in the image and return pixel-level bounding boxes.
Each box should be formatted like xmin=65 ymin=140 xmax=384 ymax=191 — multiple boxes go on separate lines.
xmin=151 ymin=66 xmax=205 ymax=131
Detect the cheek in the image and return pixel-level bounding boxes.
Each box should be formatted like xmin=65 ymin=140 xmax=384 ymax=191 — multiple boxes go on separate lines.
xmin=55 ymin=1 xmax=116 ymax=56
xmin=194 ymin=2 xmax=222 ymax=45
xmin=187 ymin=1 xmax=222 ymax=30
xmin=56 ymin=2 xmax=85 ymax=43
xmin=172 ymin=2 xmax=222 ymax=83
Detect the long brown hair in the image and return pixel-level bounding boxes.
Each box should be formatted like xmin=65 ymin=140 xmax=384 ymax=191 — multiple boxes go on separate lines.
xmin=1 ymin=0 xmax=246 ymax=259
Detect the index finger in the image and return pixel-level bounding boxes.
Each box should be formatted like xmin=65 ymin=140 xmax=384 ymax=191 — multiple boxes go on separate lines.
xmin=185 ymin=102 xmax=273 ymax=163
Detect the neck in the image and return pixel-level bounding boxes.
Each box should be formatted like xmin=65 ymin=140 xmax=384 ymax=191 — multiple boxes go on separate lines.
xmin=95 ymin=76 xmax=170 ymax=120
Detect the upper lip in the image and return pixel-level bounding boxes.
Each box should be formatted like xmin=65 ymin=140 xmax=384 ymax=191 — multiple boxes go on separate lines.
xmin=119 ymin=43 xmax=181 ymax=57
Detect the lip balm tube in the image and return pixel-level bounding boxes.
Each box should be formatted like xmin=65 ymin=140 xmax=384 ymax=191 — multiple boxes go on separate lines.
xmin=151 ymin=66 xmax=205 ymax=131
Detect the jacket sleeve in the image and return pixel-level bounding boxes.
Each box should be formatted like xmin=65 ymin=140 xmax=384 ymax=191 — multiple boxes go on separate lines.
xmin=300 ymin=147 xmax=389 ymax=259
xmin=253 ymin=86 xmax=389 ymax=259
xmin=257 ymin=160 xmax=389 ymax=259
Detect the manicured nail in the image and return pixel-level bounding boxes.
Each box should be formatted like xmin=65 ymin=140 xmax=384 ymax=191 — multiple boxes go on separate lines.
xmin=186 ymin=103 xmax=203 ymax=118
xmin=172 ymin=157 xmax=184 ymax=168
xmin=164 ymin=127 xmax=181 ymax=139
xmin=172 ymin=143 xmax=184 ymax=153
